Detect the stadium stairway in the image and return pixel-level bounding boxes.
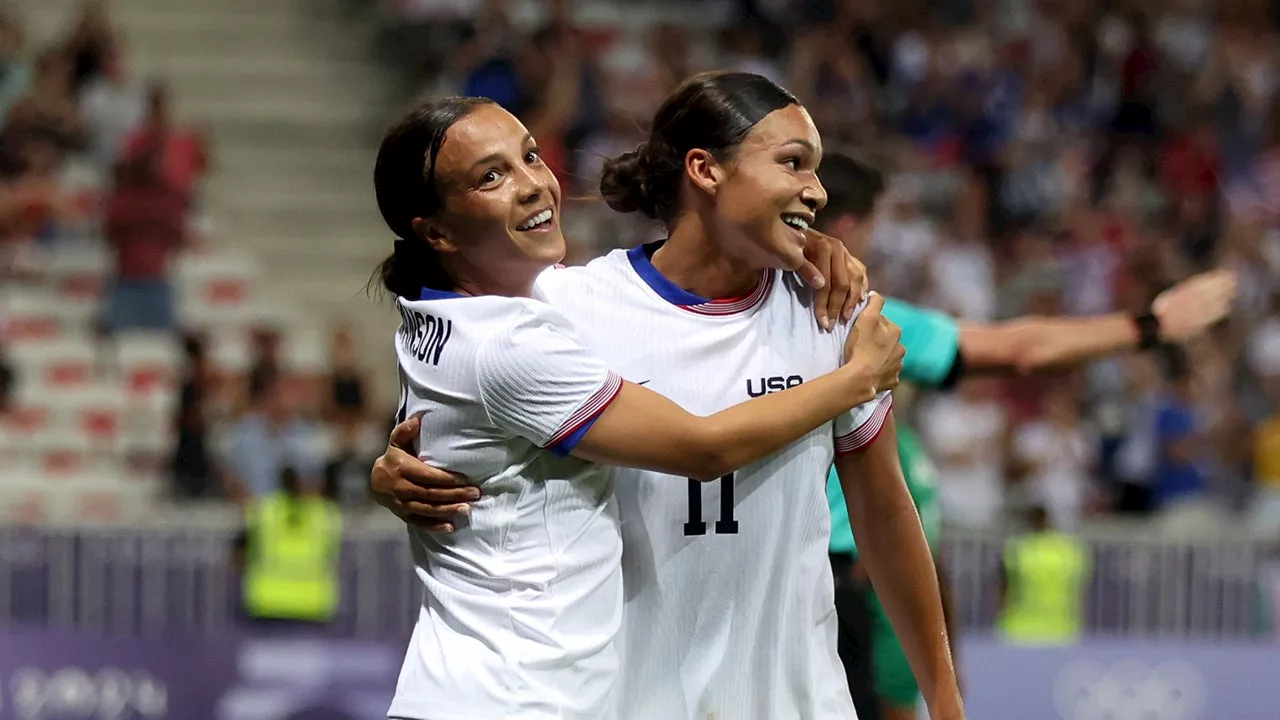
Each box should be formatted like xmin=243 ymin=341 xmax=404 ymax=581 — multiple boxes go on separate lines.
xmin=18 ymin=0 xmax=401 ymax=385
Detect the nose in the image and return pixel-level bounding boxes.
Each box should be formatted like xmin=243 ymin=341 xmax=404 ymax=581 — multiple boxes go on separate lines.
xmin=802 ymin=175 xmax=827 ymax=212
xmin=515 ymin=163 xmax=547 ymax=205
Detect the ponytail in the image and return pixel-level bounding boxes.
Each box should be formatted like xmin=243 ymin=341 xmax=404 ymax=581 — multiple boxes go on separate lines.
xmin=370 ymin=237 xmax=451 ymax=300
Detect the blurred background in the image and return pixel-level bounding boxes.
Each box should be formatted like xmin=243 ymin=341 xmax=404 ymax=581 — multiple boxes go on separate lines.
xmin=1 ymin=0 xmax=1279 ymax=718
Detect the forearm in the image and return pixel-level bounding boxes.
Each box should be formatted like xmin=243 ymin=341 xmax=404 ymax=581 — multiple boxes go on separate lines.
xmin=689 ymin=365 xmax=881 ymax=478
xmin=837 ymin=420 xmax=962 ymax=718
xmin=959 ymin=313 xmax=1140 ymax=375
xmin=576 ymin=365 xmax=879 ymax=480
xmin=936 ymin=559 xmax=959 ymax=663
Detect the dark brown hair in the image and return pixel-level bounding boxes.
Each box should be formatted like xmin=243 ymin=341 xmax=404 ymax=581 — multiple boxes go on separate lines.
xmin=598 ymin=71 xmax=797 ymax=225
xmin=816 ymin=152 xmax=886 ymax=227
xmin=370 ymin=96 xmax=496 ymax=298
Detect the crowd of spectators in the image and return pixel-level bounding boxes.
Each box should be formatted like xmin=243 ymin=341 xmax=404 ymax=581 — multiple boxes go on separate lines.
xmin=361 ymin=0 xmax=1280 ymax=536
xmin=0 ymin=1 xmax=384 ymax=514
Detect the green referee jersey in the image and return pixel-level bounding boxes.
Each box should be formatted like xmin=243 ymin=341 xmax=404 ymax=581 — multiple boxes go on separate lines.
xmin=828 ymin=297 xmax=959 ymax=557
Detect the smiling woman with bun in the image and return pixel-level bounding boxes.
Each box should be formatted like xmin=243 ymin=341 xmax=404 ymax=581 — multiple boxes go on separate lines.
xmin=373 ymin=93 xmax=906 ymax=720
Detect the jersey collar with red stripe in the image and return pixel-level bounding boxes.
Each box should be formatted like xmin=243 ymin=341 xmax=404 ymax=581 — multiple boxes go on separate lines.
xmin=626 ymin=242 xmax=773 ymax=316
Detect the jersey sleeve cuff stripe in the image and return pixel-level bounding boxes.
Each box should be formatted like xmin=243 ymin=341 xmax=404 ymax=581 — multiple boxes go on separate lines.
xmin=545 ymin=371 xmax=624 ymax=449
xmin=834 ymin=394 xmax=894 ymax=455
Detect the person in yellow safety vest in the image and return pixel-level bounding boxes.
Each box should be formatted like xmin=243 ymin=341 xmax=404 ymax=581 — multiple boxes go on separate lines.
xmin=241 ymin=466 xmax=343 ymax=625
xmin=997 ymin=505 xmax=1091 ymax=645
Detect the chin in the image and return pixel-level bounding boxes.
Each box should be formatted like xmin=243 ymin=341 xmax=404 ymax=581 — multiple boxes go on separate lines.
xmin=769 ymin=234 xmax=807 ymax=271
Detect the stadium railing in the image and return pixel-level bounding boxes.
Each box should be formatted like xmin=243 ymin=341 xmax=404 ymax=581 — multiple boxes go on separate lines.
xmin=0 ymin=512 xmax=1271 ymax=639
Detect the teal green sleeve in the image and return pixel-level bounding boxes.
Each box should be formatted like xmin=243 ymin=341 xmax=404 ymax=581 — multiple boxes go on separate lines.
xmin=828 ymin=425 xmax=943 ymax=557
xmin=882 ymin=297 xmax=961 ymax=388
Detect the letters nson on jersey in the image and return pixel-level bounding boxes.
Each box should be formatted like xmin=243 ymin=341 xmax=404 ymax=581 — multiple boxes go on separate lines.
xmin=535 ymin=243 xmax=892 ymax=720
xmin=388 ymin=287 xmax=628 ymax=720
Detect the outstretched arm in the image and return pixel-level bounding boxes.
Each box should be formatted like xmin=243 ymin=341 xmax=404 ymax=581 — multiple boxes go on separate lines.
xmin=958 ymin=269 xmax=1236 ymax=375
xmin=836 ymin=416 xmax=963 ymax=720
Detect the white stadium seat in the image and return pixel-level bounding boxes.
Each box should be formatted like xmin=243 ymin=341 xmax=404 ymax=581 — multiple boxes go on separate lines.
xmin=7 ymin=337 xmax=99 ymax=392
xmin=115 ymin=331 xmax=182 ymax=396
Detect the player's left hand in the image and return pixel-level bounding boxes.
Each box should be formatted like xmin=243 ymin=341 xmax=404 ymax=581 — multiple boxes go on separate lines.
xmin=370 ymin=416 xmax=479 ymax=532
xmin=1151 ymin=268 xmax=1237 ymax=342
xmin=797 ymin=228 xmax=868 ymax=332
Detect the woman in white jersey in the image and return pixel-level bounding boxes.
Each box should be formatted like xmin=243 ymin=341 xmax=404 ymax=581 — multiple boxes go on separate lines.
xmin=374 ymin=72 xmax=964 ymax=720
xmin=373 ymin=96 xmax=905 ymax=720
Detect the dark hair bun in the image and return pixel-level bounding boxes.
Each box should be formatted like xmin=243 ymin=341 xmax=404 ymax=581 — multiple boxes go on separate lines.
xmin=599 ymin=144 xmax=659 ymax=219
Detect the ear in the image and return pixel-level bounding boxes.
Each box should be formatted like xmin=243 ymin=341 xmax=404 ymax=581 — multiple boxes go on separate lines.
xmin=412 ymin=217 xmax=458 ymax=253
xmin=684 ymin=148 xmax=725 ymax=197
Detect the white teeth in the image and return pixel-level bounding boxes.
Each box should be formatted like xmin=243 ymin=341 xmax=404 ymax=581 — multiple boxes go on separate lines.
xmin=782 ymin=215 xmax=809 ymax=231
xmin=517 ymin=209 xmax=553 ymax=230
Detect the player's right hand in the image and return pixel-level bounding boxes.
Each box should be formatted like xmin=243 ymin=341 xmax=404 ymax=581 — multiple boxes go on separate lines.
xmin=844 ymin=293 xmax=905 ymax=392
xmin=1151 ymin=268 xmax=1237 ymax=342
xmin=371 ymin=416 xmax=480 ymax=532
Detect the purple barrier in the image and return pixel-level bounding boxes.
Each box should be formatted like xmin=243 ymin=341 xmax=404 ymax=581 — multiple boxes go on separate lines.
xmin=2 ymin=630 xmax=1279 ymax=720
xmin=957 ymin=637 xmax=1280 ymax=720
xmin=0 ymin=630 xmax=403 ymax=720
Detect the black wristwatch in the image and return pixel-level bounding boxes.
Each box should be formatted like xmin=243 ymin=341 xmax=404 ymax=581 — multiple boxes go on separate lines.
xmin=1133 ymin=312 xmax=1162 ymax=350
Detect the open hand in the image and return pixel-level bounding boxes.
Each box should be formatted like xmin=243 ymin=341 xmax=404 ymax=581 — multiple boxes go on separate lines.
xmin=370 ymin=417 xmax=478 ymax=532
xmin=797 ymin=228 xmax=869 ymax=332
xmin=1151 ymin=269 xmax=1237 ymax=343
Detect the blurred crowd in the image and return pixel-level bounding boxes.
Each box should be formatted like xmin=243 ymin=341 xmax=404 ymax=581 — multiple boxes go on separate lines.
xmin=2 ymin=0 xmax=1280 ymax=537
xmin=0 ymin=1 xmax=384 ymax=515
xmin=363 ymin=0 xmax=1280 ymax=536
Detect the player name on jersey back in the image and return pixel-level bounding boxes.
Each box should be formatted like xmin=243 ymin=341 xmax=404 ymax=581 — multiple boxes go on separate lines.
xmin=388 ymin=289 xmax=624 ymax=720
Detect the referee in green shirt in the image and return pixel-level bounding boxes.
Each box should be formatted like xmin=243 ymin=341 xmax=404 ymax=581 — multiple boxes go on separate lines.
xmin=816 ymin=153 xmax=1236 ymax=720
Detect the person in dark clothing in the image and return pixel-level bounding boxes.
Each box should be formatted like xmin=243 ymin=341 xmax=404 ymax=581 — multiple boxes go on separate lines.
xmin=171 ymin=334 xmax=214 ymax=498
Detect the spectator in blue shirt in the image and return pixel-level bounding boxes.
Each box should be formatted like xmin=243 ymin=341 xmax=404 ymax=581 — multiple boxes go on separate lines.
xmin=1154 ymin=349 xmax=1207 ymax=507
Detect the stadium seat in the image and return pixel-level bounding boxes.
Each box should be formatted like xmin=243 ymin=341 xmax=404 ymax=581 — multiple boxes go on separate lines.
xmin=7 ymin=337 xmax=99 ymax=390
xmin=174 ymin=250 xmax=259 ymax=319
xmin=115 ymin=331 xmax=182 ymax=397
xmin=53 ymin=384 xmax=128 ymax=446
xmin=4 ymin=287 xmax=99 ymax=340
xmin=45 ymin=243 xmax=110 ymax=300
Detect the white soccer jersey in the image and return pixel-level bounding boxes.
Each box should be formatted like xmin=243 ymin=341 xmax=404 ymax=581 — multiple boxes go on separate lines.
xmin=536 ymin=244 xmax=893 ymax=720
xmin=387 ymin=287 xmax=626 ymax=720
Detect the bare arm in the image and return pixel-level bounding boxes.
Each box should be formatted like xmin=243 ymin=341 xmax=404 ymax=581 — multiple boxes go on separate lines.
xmin=575 ymin=372 xmax=877 ymax=481
xmin=958 ymin=313 xmax=1139 ymax=374
xmin=936 ymin=557 xmax=960 ymax=676
xmin=573 ymin=294 xmax=902 ymax=480
xmin=958 ymin=269 xmax=1236 ymax=375
xmin=837 ymin=416 xmax=963 ymax=720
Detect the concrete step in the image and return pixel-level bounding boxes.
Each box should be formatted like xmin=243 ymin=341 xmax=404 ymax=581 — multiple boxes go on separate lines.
xmin=125 ymin=28 xmax=370 ymax=63
xmin=214 ymin=145 xmax=371 ymax=174
xmin=132 ymin=53 xmax=384 ymax=87
xmin=180 ymin=96 xmax=366 ymax=125
xmin=222 ymin=205 xmax=379 ymax=245
xmin=206 ymin=169 xmax=370 ymax=204
xmin=153 ymin=73 xmax=387 ymax=111
xmin=213 ymin=183 xmax=373 ymax=217
xmin=204 ymin=114 xmax=380 ymax=152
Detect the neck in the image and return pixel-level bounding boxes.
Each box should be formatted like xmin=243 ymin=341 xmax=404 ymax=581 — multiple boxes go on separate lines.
xmin=652 ymin=214 xmax=760 ymax=299
xmin=444 ymin=254 xmax=539 ymax=298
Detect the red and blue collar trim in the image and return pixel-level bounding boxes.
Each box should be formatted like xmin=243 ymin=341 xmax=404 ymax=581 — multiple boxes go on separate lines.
xmin=626 ymin=242 xmax=772 ymax=316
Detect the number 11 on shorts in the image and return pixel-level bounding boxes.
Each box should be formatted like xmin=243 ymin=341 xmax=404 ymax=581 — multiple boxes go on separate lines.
xmin=683 ymin=474 xmax=739 ymax=536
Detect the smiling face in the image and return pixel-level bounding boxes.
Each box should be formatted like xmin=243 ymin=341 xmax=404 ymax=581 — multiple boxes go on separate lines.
xmin=417 ymin=103 xmax=565 ymax=286
xmin=698 ymin=104 xmax=827 ymax=271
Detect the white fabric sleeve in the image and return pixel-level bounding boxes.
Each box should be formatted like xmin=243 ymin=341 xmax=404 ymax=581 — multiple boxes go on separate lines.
xmin=834 ymin=391 xmax=894 ymax=455
xmin=834 ymin=293 xmax=893 ymax=454
xmin=475 ymin=304 xmax=622 ymax=449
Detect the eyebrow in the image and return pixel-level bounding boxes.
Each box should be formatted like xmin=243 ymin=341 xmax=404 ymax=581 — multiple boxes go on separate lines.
xmin=468 ymin=133 xmax=535 ymax=173
xmin=781 ymin=138 xmax=818 ymax=154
